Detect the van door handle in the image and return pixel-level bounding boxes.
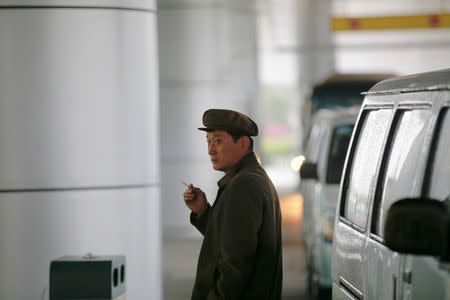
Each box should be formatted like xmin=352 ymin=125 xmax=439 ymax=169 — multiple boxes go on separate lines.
xmin=402 ymin=271 xmax=412 ymax=284
xmin=392 ymin=274 xmax=397 ymax=300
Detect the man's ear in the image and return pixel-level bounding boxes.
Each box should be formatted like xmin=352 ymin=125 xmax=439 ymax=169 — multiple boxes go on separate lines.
xmin=240 ymin=136 xmax=250 ymax=151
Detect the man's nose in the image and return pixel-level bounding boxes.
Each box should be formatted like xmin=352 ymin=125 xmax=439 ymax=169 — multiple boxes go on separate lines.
xmin=208 ymin=144 xmax=215 ymax=155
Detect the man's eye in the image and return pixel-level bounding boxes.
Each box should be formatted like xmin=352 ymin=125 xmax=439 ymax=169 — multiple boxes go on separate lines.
xmin=214 ymin=139 xmax=221 ymax=144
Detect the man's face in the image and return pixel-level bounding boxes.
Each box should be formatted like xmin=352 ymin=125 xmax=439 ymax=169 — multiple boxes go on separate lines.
xmin=206 ymin=130 xmax=248 ymax=173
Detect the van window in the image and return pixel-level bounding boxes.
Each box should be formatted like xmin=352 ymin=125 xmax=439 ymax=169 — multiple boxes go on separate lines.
xmin=326 ymin=124 xmax=354 ymax=184
xmin=341 ymin=109 xmax=391 ymax=229
xmin=371 ymin=109 xmax=431 ymax=238
xmin=425 ymin=108 xmax=449 ymax=201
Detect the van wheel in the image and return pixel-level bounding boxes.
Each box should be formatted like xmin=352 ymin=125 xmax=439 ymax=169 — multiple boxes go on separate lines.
xmin=318 ymin=286 xmax=331 ymax=300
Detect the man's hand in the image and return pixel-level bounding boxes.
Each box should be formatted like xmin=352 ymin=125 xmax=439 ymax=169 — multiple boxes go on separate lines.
xmin=183 ymin=184 xmax=208 ymax=216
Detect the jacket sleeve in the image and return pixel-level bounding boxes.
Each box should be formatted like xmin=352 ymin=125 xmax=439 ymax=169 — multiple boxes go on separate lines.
xmin=190 ymin=203 xmax=211 ymax=236
xmin=207 ymin=177 xmax=263 ymax=299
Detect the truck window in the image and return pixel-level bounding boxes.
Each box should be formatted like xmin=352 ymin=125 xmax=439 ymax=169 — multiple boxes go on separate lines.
xmin=341 ymin=109 xmax=391 ymax=229
xmin=326 ymin=124 xmax=354 ymax=184
xmin=424 ymin=107 xmax=449 ymax=200
xmin=371 ymin=109 xmax=431 ymax=238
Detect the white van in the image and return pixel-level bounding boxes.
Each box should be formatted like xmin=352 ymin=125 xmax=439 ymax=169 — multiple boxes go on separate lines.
xmin=331 ymin=69 xmax=450 ymax=300
xmin=300 ymin=106 xmax=359 ymax=299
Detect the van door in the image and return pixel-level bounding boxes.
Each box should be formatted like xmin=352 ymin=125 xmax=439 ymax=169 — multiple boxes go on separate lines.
xmin=317 ymin=124 xmax=354 ymax=289
xmin=366 ymin=107 xmax=432 ymax=300
xmin=333 ymin=108 xmax=392 ymax=300
xmin=301 ymin=122 xmax=327 ymax=249
xmin=406 ymin=106 xmax=450 ymax=300
xmin=323 ymin=123 xmax=354 ymax=232
xmin=301 ymin=120 xmax=329 ymax=296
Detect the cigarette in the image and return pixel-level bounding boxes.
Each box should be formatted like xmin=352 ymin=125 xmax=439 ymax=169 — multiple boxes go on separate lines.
xmin=181 ymin=181 xmax=191 ymax=187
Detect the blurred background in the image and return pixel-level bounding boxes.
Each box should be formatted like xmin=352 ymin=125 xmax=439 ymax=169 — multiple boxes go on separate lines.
xmin=0 ymin=0 xmax=449 ymax=299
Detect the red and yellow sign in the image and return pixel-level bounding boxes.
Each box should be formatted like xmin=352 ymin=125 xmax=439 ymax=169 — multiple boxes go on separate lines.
xmin=332 ymin=13 xmax=450 ymax=31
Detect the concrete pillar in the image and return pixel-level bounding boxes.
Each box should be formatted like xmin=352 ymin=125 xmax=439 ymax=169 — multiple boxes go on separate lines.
xmin=158 ymin=0 xmax=259 ymax=239
xmin=257 ymin=0 xmax=334 ymax=171
xmin=297 ymin=0 xmax=334 ymax=134
xmin=297 ymin=0 xmax=334 ymax=87
xmin=0 ymin=1 xmax=161 ymax=299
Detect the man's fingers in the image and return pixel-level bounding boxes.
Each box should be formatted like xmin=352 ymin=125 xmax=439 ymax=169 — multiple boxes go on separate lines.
xmin=184 ymin=193 xmax=194 ymax=199
xmin=183 ymin=192 xmax=195 ymax=201
xmin=183 ymin=186 xmax=204 ymax=204
xmin=191 ymin=187 xmax=203 ymax=195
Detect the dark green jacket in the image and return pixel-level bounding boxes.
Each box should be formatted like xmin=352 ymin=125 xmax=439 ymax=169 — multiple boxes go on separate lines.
xmin=190 ymin=152 xmax=283 ymax=300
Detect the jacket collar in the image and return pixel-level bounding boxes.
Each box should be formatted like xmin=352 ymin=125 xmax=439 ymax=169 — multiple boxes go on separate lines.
xmin=217 ymin=152 xmax=259 ymax=188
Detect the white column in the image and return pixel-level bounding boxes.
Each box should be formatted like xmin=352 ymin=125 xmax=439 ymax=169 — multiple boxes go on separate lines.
xmin=0 ymin=1 xmax=161 ymax=299
xmin=158 ymin=0 xmax=259 ymax=239
xmin=297 ymin=0 xmax=334 ymax=87
xmin=257 ymin=0 xmax=334 ymax=179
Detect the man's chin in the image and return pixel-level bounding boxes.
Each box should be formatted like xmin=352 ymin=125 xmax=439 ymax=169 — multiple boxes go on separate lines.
xmin=211 ymin=163 xmax=224 ymax=171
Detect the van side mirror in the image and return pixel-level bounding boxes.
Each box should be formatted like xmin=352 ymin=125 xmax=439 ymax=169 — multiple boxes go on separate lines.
xmin=300 ymin=162 xmax=318 ymax=180
xmin=384 ymin=197 xmax=449 ymax=262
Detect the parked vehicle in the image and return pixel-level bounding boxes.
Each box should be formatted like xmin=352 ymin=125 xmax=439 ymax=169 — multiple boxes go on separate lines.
xmin=301 ymin=73 xmax=394 ymax=144
xmin=300 ymin=106 xmax=360 ymax=299
xmin=332 ymin=69 xmax=450 ymax=300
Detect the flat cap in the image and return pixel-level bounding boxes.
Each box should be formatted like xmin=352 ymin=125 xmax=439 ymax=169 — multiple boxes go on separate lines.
xmin=198 ymin=109 xmax=258 ymax=136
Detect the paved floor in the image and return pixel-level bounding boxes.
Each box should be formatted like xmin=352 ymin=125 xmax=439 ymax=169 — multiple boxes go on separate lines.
xmin=163 ymin=193 xmax=308 ymax=300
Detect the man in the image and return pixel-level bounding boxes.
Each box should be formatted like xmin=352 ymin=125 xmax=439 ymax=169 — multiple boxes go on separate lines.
xmin=183 ymin=109 xmax=283 ymax=300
